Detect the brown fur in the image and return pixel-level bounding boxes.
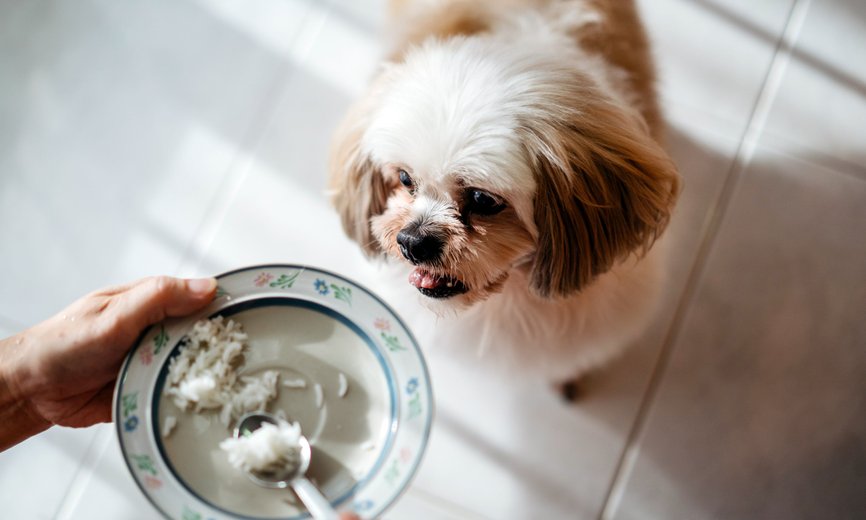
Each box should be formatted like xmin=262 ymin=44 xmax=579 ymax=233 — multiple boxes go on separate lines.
xmin=329 ymin=97 xmax=394 ymax=256
xmin=331 ymin=0 xmax=679 ymax=300
xmin=388 ymin=0 xmax=494 ymax=60
xmin=571 ymin=0 xmax=664 ymax=139
xmin=388 ymin=0 xmax=663 ymax=137
xmin=383 ymin=0 xmax=677 ymax=297
xmin=519 ymin=76 xmax=679 ymax=296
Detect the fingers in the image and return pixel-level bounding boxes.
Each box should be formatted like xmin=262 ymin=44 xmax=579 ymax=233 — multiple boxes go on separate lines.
xmin=86 ymin=382 xmax=116 ymax=425
xmin=99 ymin=382 xmax=117 ymax=422
xmin=339 ymin=513 xmax=361 ymax=520
xmin=118 ymin=276 xmax=217 ymax=330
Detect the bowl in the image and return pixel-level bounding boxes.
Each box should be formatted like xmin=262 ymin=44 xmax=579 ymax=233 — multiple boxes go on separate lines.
xmin=113 ymin=264 xmax=433 ymax=519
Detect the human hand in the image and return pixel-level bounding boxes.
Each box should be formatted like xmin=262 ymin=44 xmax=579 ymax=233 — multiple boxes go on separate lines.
xmin=0 ymin=276 xmax=216 ymax=449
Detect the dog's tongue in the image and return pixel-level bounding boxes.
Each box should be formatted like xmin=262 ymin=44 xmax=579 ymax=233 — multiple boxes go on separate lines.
xmin=409 ymin=268 xmax=445 ymax=289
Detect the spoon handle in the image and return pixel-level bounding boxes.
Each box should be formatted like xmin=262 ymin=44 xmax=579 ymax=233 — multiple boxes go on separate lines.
xmin=292 ymin=477 xmax=340 ymax=520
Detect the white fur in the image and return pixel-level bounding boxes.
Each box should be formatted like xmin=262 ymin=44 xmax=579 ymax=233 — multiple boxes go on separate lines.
xmin=361 ymin=35 xmax=551 ymax=234
xmin=374 ymin=240 xmax=668 ymax=382
xmin=412 ymin=195 xmax=455 ymax=227
xmin=343 ymin=1 xmax=671 ymax=381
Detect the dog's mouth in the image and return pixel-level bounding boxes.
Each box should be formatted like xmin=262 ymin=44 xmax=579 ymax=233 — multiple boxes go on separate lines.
xmin=408 ymin=268 xmax=469 ymax=299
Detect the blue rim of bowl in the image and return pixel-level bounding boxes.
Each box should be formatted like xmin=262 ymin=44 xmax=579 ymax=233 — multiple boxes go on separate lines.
xmin=114 ymin=264 xmax=435 ymax=520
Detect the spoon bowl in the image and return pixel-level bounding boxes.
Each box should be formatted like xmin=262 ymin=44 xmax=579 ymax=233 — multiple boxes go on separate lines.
xmin=234 ymin=412 xmax=339 ymax=520
xmin=233 ymin=413 xmax=311 ymax=488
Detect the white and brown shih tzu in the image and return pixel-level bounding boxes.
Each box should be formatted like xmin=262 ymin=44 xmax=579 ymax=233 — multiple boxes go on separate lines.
xmin=329 ymin=0 xmax=680 ymax=391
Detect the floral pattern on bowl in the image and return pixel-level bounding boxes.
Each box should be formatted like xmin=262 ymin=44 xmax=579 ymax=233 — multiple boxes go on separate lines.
xmin=113 ymin=264 xmax=433 ymax=520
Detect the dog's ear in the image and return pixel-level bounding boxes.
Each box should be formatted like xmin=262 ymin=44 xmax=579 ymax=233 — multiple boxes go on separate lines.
xmin=524 ymin=97 xmax=680 ymax=298
xmin=329 ymin=104 xmax=390 ymax=257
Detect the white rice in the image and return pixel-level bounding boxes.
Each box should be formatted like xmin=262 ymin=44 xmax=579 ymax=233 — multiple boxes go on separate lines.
xmin=166 ymin=317 xmax=280 ymax=427
xmin=162 ymin=415 xmax=177 ymax=438
xmin=220 ymin=419 xmax=302 ymax=475
xmin=337 ymin=373 xmax=348 ymax=398
xmin=218 ymin=370 xmax=280 ymax=427
xmin=314 ymin=383 xmax=323 ymax=409
xmin=282 ymin=378 xmax=307 ymax=389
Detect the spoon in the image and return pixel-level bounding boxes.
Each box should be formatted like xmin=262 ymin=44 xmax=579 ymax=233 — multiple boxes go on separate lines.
xmin=234 ymin=412 xmax=339 ymax=520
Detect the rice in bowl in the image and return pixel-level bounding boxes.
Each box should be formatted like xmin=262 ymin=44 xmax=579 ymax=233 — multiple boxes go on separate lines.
xmin=164 ymin=316 xmax=280 ymax=428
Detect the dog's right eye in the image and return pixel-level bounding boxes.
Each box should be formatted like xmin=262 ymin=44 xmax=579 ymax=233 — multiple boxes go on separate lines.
xmin=398 ymin=169 xmax=414 ymax=191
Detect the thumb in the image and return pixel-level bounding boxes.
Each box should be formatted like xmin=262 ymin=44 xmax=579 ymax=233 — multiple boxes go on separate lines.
xmin=120 ymin=276 xmax=217 ymax=329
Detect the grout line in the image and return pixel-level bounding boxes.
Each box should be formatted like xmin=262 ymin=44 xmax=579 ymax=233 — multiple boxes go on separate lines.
xmin=173 ymin=0 xmax=336 ymax=277
xmin=751 ymin=131 xmax=866 ymax=184
xmin=596 ymin=1 xmax=812 ymax=518
xmin=52 ymin=427 xmax=112 ymax=520
xmin=735 ymin=0 xmax=812 ymax=170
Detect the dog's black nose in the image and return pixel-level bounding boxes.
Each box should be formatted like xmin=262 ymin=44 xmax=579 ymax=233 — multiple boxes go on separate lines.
xmin=397 ymin=227 xmax=443 ymax=264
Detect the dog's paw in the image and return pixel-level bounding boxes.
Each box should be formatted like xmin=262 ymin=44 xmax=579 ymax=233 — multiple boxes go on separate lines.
xmin=556 ymin=379 xmax=582 ymax=403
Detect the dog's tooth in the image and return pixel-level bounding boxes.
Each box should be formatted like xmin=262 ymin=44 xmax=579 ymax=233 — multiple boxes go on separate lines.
xmin=446 ymin=282 xmax=453 ymax=287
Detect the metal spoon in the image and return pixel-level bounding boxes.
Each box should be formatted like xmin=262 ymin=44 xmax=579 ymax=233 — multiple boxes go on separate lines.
xmin=234 ymin=412 xmax=339 ymax=520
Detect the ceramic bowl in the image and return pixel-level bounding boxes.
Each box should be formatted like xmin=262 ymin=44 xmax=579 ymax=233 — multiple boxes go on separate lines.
xmin=113 ymin=265 xmax=433 ymax=519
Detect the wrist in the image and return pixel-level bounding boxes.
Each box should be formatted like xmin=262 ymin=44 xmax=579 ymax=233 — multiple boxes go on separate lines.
xmin=0 ymin=332 xmax=51 ymax=451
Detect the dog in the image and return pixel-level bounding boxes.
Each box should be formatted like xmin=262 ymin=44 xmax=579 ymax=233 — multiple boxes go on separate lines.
xmin=328 ymin=0 xmax=680 ymax=392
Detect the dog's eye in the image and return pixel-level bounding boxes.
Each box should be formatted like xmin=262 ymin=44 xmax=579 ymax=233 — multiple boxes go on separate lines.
xmin=398 ymin=169 xmax=414 ymax=191
xmin=467 ymin=189 xmax=506 ymax=215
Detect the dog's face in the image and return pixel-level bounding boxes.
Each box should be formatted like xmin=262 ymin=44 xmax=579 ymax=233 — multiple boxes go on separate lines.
xmin=368 ymin=160 xmax=537 ymax=306
xmin=330 ymin=37 xmax=679 ymax=309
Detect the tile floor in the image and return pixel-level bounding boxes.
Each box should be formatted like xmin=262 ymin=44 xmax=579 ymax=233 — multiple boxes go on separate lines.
xmin=1 ymin=0 xmax=864 ymax=518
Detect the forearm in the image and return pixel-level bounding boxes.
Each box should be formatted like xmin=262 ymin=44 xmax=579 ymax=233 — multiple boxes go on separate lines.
xmin=0 ymin=333 xmax=51 ymax=451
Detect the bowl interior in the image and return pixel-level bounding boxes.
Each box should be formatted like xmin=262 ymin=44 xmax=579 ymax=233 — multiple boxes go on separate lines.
xmin=153 ymin=298 xmax=395 ymax=518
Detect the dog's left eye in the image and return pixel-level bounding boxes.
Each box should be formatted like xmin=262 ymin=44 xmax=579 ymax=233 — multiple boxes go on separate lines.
xmin=467 ymin=189 xmax=506 ymax=215
xmin=398 ymin=169 xmax=414 ymax=191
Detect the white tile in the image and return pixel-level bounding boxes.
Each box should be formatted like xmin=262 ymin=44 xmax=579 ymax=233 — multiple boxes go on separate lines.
xmin=0 ymin=425 xmax=102 ymax=520
xmin=330 ymin=0 xmax=389 ymax=33
xmin=412 ymin=352 xmax=623 ymax=519
xmin=760 ymin=0 xmax=866 ymax=175
xmin=182 ymin=151 xmax=375 ymax=282
xmin=0 ymin=315 xmax=25 ymax=336
xmin=180 ymin=0 xmax=387 ymax=280
xmin=610 ymin=149 xmax=866 ymax=520
xmin=285 ymin=0 xmax=386 ymax=98
xmin=0 ymin=0 xmax=308 ymax=326
xmin=383 ymin=488 xmax=487 ymax=520
xmin=54 ymin=428 xmax=162 ymax=520
xmin=186 ymin=0 xmax=328 ymax=58
xmin=659 ymin=105 xmax=745 ymax=284
xmin=636 ymin=0 xmax=795 ymax=129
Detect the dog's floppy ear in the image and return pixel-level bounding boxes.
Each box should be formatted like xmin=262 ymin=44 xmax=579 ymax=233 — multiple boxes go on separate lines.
xmin=328 ymin=103 xmax=390 ymax=257
xmin=524 ymin=96 xmax=680 ymax=298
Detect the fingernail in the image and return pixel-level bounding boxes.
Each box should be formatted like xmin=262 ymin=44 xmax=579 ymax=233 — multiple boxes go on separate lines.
xmin=187 ymin=277 xmax=217 ymax=296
